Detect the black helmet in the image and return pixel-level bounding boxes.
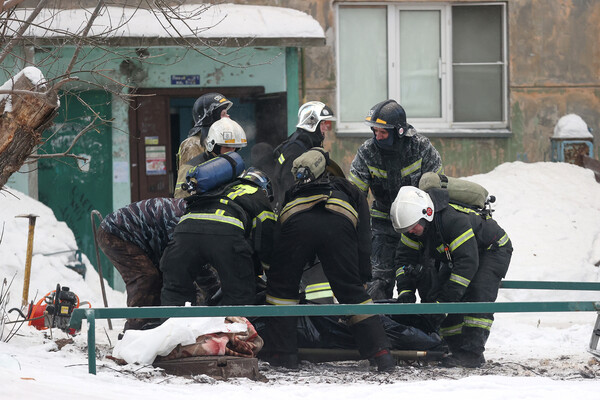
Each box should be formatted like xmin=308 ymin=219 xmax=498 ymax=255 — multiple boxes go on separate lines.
xmin=240 ymin=167 xmax=274 ymax=202
xmin=188 ymin=93 xmax=233 ymax=137
xmin=364 ymin=99 xmax=407 ymax=137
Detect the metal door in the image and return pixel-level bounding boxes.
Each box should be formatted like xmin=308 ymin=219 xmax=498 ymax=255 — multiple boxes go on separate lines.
xmin=38 ymin=90 xmax=114 ymax=285
xmin=129 ymin=94 xmax=173 ymax=201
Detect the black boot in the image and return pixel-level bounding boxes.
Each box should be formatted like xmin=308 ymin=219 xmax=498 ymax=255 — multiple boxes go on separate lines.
xmin=348 ymin=315 xmax=396 ymax=372
xmin=441 ymin=350 xmax=485 ymax=368
xmin=373 ymin=349 xmax=396 ymax=372
xmin=258 ymin=352 xmax=299 ymax=369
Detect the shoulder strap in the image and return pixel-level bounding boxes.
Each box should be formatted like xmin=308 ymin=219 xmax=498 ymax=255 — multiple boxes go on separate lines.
xmin=273 ymin=131 xmax=309 ymax=160
xmin=219 ymin=152 xmax=240 ymax=181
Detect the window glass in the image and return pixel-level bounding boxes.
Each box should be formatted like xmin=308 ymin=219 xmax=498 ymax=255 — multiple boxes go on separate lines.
xmin=336 ymin=3 xmax=506 ymax=132
xmin=453 ymin=5 xmax=504 ymax=122
xmin=399 ymin=10 xmax=441 ymax=118
xmin=453 ymin=6 xmax=502 ymax=63
xmin=339 ymin=7 xmax=387 ymax=123
xmin=453 ymin=65 xmax=503 ymax=122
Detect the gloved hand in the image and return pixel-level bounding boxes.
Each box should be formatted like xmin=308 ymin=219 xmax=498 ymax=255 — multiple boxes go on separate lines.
xmin=424 ymin=312 xmax=447 ymax=333
xmin=396 ymin=291 xmax=417 ymax=303
xmin=404 ymin=264 xmax=425 ymax=280
xmin=366 ymin=279 xmax=390 ymax=300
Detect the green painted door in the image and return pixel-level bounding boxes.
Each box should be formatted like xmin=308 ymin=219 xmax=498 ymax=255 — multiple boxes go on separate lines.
xmin=38 ymin=91 xmax=115 ymax=286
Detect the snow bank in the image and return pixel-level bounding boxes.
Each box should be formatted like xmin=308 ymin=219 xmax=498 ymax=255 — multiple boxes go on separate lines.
xmin=465 ymin=161 xmax=600 ymax=301
xmin=0 ymin=187 xmax=125 ymax=315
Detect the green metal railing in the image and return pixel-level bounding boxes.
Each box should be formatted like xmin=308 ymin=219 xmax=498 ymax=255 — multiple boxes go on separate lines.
xmin=499 ymin=281 xmax=600 ymax=291
xmin=70 ymin=280 xmax=600 ymax=374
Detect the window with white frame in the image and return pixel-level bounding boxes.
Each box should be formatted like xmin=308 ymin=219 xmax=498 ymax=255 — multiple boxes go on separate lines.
xmin=336 ymin=2 xmax=508 ymax=136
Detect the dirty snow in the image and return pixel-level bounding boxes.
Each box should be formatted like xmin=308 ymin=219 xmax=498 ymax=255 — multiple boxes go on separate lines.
xmin=1 ymin=161 xmax=600 ymax=398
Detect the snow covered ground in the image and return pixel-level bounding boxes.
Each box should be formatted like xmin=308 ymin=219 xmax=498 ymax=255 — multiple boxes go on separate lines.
xmin=1 ymin=161 xmax=600 ymax=398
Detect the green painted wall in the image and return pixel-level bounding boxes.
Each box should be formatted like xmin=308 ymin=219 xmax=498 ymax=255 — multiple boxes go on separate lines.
xmin=38 ymin=91 xmax=114 ymax=284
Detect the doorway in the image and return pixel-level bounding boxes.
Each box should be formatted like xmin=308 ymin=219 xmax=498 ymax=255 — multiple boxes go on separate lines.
xmin=129 ymin=88 xmax=287 ymax=202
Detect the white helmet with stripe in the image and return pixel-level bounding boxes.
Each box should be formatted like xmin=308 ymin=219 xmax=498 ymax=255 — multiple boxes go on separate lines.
xmin=391 ymin=186 xmax=434 ymax=233
xmin=205 ymin=118 xmax=247 ymax=153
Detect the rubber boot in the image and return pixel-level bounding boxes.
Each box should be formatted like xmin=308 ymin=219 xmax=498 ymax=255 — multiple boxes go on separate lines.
xmin=373 ymin=349 xmax=396 ymax=373
xmin=348 ymin=315 xmax=396 ymax=372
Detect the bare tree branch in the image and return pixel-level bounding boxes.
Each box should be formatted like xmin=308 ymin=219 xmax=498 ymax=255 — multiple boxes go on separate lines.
xmin=0 ymin=0 xmax=47 ymax=65
xmin=29 ymin=116 xmax=99 ymax=161
xmin=64 ymin=1 xmax=105 ymax=77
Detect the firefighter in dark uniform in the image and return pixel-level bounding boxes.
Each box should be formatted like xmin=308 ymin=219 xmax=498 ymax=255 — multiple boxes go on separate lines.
xmin=272 ymin=101 xmax=335 ymax=212
xmin=174 ymin=93 xmax=233 ymax=198
xmin=160 ymin=167 xmax=276 ymax=306
xmin=349 ymin=99 xmax=443 ymax=300
xmin=261 ymin=148 xmax=396 ymax=372
xmin=391 ymin=186 xmax=512 ymax=368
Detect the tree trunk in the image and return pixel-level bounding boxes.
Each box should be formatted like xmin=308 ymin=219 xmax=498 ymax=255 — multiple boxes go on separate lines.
xmin=0 ymin=72 xmax=59 ymax=188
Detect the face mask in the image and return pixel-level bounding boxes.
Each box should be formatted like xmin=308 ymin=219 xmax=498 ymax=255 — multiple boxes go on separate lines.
xmin=374 ymin=129 xmax=395 ymax=150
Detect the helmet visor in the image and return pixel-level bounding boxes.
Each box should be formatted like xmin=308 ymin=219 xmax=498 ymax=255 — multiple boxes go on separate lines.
xmin=396 ymin=221 xmax=419 ymax=234
xmin=364 ymin=116 xmax=395 ymax=129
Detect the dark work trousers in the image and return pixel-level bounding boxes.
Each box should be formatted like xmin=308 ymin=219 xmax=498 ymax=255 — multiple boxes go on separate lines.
xmin=440 ymin=241 xmax=513 ymax=356
xmin=367 ymin=219 xmax=402 ymax=300
xmin=160 ymin=228 xmax=256 ymax=306
xmin=264 ymin=207 xmax=391 ymax=358
xmin=96 ymin=227 xmax=161 ymax=330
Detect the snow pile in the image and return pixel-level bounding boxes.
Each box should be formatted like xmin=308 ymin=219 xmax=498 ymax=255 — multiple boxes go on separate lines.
xmin=465 ymin=161 xmax=600 ymax=302
xmin=0 ymin=187 xmax=125 ymax=316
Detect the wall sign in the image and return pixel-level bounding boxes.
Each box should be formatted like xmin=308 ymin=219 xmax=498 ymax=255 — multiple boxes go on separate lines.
xmin=145 ymin=136 xmax=159 ymax=145
xmin=145 ymin=145 xmax=167 ymax=175
xmin=171 ymin=75 xmax=201 ymax=85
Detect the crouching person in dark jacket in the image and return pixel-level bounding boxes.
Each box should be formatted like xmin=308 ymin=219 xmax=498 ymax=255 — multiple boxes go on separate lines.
xmin=96 ymin=198 xmax=186 ymax=331
xmin=261 ymin=148 xmax=396 ymax=372
xmin=391 ymin=186 xmax=512 ymax=368
xmin=160 ymin=168 xmax=276 ymax=306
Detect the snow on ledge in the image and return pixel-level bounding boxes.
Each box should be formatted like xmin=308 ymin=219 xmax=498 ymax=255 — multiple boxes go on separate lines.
xmin=553 ymin=114 xmax=593 ymax=139
xmin=8 ymin=4 xmax=325 ymax=41
xmin=0 ymin=66 xmax=47 ymax=113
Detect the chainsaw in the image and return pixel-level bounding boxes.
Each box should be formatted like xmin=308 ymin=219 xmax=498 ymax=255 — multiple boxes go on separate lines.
xmin=26 ymin=284 xmax=90 ymax=335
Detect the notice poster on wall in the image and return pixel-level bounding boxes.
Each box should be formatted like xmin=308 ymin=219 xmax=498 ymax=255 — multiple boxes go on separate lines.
xmin=146 ymin=145 xmax=167 ymax=175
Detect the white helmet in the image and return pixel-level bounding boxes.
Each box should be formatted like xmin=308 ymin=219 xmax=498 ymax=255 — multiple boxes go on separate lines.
xmin=296 ymin=101 xmax=335 ymax=133
xmin=205 ymin=118 xmax=247 ymax=153
xmin=390 ymin=186 xmax=434 ymax=233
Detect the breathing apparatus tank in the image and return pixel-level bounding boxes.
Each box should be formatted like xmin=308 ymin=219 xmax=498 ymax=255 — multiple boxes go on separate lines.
xmin=182 ymin=151 xmax=245 ymax=195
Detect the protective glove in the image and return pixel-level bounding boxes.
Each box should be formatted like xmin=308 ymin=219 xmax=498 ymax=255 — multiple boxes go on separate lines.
xmin=366 ymin=278 xmax=390 ymax=300
xmin=424 ymin=313 xmax=446 ymax=333
xmin=396 ymin=291 xmax=417 ymax=303
xmin=424 ymin=303 xmax=447 ymax=332
xmin=404 ymin=264 xmax=425 ymax=280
